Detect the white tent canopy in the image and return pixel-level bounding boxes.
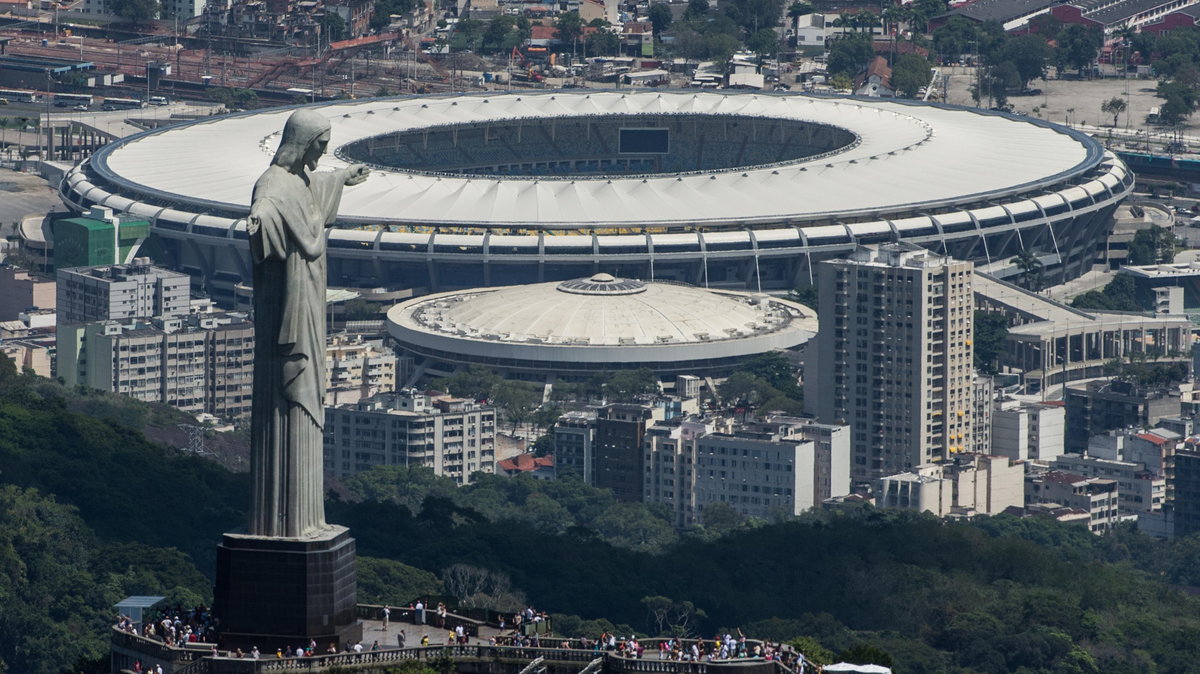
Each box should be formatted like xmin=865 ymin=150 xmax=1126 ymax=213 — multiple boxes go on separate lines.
xmin=824 ymin=664 xmax=893 ymax=674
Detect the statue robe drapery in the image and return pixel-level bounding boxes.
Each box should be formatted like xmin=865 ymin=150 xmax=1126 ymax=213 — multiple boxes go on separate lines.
xmin=248 ymin=164 xmax=345 ymax=539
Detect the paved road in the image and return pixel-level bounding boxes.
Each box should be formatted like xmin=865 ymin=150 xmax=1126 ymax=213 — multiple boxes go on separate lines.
xmin=0 ymin=168 xmax=65 ymax=232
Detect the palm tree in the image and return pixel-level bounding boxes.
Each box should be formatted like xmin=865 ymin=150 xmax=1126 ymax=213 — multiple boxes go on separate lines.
xmin=1012 ymin=250 xmax=1044 ymax=291
xmin=788 ymin=1 xmax=814 ymax=33
xmin=1115 ymin=26 xmax=1135 ymax=79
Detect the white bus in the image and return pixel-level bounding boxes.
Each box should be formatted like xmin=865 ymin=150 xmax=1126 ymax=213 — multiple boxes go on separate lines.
xmin=0 ymin=89 xmax=38 ymax=103
xmin=102 ymin=97 xmax=146 ymax=110
xmin=53 ymin=92 xmax=94 ymax=107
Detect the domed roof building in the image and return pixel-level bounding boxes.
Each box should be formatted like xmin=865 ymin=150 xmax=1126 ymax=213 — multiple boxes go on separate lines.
xmin=386 ymin=274 xmax=816 ymax=380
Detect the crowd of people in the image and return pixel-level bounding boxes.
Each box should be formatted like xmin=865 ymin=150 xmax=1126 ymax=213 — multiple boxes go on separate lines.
xmin=116 ymin=598 xmax=811 ymax=673
xmin=115 ymin=604 xmax=218 ymax=647
xmin=489 ymin=629 xmax=812 ymax=673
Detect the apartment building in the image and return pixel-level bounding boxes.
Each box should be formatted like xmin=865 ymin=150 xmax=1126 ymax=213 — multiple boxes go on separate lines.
xmin=325 ymin=333 xmax=398 ymax=405
xmin=57 ymin=312 xmax=254 ymax=420
xmin=644 ymin=415 xmax=851 ymax=527
xmin=57 ymin=259 xmax=190 ymax=324
xmin=807 ymin=242 xmax=975 ymax=487
xmin=324 ymin=390 xmax=496 ymax=485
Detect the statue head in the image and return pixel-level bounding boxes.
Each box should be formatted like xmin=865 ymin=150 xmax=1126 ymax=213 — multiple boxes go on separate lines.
xmin=272 ymin=109 xmax=332 ymax=172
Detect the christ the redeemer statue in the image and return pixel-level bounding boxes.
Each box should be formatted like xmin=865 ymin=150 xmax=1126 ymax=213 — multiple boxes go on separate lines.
xmin=247 ymin=108 xmax=368 ymax=539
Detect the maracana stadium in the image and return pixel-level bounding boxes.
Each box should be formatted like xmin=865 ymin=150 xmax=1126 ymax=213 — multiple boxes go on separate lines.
xmin=60 ymin=90 xmax=1132 ymax=303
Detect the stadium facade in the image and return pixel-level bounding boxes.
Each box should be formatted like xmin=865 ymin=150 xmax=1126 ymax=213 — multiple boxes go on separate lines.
xmin=59 ymin=91 xmax=1133 ymax=302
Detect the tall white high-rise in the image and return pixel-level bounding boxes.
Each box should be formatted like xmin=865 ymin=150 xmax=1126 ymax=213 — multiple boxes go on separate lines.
xmin=806 ymin=243 xmax=975 ymax=488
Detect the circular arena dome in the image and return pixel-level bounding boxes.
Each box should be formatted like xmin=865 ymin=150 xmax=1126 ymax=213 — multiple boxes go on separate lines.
xmin=386 ymin=274 xmax=818 ymax=378
xmin=60 ymin=91 xmax=1133 ymax=303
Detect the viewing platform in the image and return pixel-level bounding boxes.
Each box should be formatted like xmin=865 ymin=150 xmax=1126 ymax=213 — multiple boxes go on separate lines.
xmin=112 ymin=605 xmax=807 ymax=674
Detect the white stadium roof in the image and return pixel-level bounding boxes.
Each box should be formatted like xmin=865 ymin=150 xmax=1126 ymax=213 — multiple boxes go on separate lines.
xmin=387 ymin=274 xmax=818 ymax=367
xmin=97 ymin=91 xmax=1097 ymax=229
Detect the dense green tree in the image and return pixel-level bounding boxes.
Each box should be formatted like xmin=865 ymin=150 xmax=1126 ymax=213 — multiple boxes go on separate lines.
xmin=372 ymin=0 xmax=417 ymax=30
xmin=1155 ymin=74 xmax=1200 ymax=124
xmin=604 ymin=368 xmax=658 ymax=401
xmin=909 ymin=0 xmax=948 ymax=33
xmin=320 ymin=11 xmax=348 ymax=41
xmin=1055 ymin=24 xmax=1102 ymax=76
xmin=358 ymin=556 xmax=442 ymax=605
xmin=343 ymin=465 xmax=460 ymax=514
xmin=482 ymin=15 xmax=518 ymax=50
xmin=457 ymin=18 xmax=485 ymax=51
xmin=788 ymin=636 xmax=835 ymax=666
xmin=747 ymin=28 xmax=779 ymax=56
xmin=556 ymin=10 xmax=585 ymax=46
xmin=1070 ymin=274 xmax=1142 ymax=312
xmin=891 ymin=53 xmax=933 ymax=97
xmin=492 ymin=380 xmax=540 ymax=431
xmin=999 ymin=34 xmax=1051 ymax=89
xmin=586 ymin=28 xmax=621 ymax=56
xmin=108 ymin=0 xmax=159 ymax=23
xmin=684 ymin=0 xmax=710 ymax=19
xmin=827 ymin=35 xmax=875 ymax=78
xmin=432 ymin=364 xmax=502 ymax=399
xmin=931 ymin=15 xmax=977 ymax=63
xmin=974 ymin=310 xmax=1008 ymax=375
xmin=717 ymin=371 xmax=772 ymax=408
xmin=0 ymin=486 xmax=106 ymax=674
xmin=741 ymin=351 xmax=802 ymax=400
xmin=840 ymin=643 xmax=895 ymax=668
xmin=648 ymin=3 xmax=673 ymax=37
xmin=788 ymin=284 xmax=817 ymax=308
xmin=722 ymin=0 xmax=785 ymax=35
xmin=1128 ymin=225 xmax=1178 ymax=265
xmin=209 ymin=87 xmax=259 ymax=110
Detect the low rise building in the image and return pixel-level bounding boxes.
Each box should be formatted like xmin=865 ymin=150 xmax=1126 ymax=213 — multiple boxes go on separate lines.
xmin=992 ymin=399 xmax=1066 ymax=462
xmin=554 ymin=409 xmax=598 ymax=482
xmin=325 ymin=333 xmax=398 ymax=406
xmin=323 ymin=390 xmax=496 ymax=485
xmin=0 ymin=266 xmax=55 ymax=321
xmin=1065 ymin=380 xmax=1182 ymax=453
xmin=1052 ymin=453 xmax=1165 ymax=515
xmin=1026 ymin=470 xmax=1120 ymax=534
xmin=876 ymin=453 xmax=1023 ymax=516
xmin=0 ymin=340 xmax=52 ymax=377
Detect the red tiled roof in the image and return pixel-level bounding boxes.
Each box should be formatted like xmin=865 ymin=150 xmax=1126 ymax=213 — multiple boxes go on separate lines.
xmin=1136 ymin=433 xmax=1169 ymax=446
xmin=499 ymin=453 xmax=555 ymax=472
xmin=1041 ymin=470 xmax=1087 ymax=485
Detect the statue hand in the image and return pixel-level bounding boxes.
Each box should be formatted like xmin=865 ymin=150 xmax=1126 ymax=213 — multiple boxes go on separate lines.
xmin=247 ymin=201 xmax=267 ymax=235
xmin=345 ymin=164 xmax=370 ymax=186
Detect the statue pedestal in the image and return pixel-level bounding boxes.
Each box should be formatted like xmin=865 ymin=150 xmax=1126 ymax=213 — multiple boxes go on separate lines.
xmin=214 ymin=525 xmax=361 ymax=651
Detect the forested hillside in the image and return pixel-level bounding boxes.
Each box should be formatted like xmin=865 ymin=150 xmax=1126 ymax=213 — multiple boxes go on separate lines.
xmin=2 ymin=361 xmax=1200 ymax=674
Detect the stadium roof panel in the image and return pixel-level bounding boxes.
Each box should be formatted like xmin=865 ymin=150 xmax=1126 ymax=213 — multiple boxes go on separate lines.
xmin=94 ymin=91 xmax=1099 ymax=229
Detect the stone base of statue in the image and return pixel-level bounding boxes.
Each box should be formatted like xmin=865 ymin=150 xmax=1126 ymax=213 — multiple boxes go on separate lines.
xmin=214 ymin=525 xmax=361 ymax=651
